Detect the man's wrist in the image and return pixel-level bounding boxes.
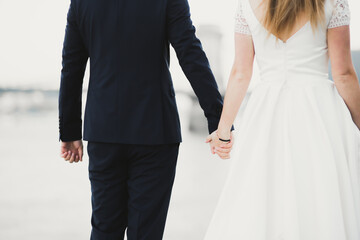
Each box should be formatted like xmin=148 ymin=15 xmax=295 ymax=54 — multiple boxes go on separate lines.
xmin=59 ymin=133 xmax=82 ymax=142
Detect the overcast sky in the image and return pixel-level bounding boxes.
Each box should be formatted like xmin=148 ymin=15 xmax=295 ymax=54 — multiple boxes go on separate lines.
xmin=0 ymin=0 xmax=359 ymax=89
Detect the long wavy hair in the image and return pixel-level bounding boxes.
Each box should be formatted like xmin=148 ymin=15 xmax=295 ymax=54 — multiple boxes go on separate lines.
xmin=263 ymin=0 xmax=326 ymax=39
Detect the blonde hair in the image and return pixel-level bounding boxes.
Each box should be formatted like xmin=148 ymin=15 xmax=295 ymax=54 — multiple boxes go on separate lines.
xmin=263 ymin=0 xmax=326 ymax=39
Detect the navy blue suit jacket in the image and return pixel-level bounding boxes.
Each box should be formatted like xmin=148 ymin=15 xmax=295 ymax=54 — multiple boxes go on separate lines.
xmin=59 ymin=0 xmax=227 ymax=144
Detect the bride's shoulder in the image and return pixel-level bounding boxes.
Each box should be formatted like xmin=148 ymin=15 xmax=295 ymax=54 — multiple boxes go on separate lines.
xmin=329 ymin=0 xmax=349 ymax=7
xmin=326 ymin=0 xmax=350 ymax=15
xmin=326 ymin=0 xmax=350 ymax=29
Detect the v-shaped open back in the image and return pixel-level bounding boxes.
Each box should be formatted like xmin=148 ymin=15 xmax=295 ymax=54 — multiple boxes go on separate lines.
xmin=245 ymin=0 xmax=311 ymax=43
xmin=234 ymin=0 xmax=350 ymax=83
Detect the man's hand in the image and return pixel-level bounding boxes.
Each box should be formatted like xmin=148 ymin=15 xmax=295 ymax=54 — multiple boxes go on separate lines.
xmin=205 ymin=130 xmax=234 ymax=160
xmin=60 ymin=140 xmax=83 ymax=163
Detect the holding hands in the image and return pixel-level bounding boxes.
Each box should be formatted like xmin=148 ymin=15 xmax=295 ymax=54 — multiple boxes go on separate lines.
xmin=206 ymin=130 xmax=234 ymax=159
xmin=60 ymin=140 xmax=84 ymax=163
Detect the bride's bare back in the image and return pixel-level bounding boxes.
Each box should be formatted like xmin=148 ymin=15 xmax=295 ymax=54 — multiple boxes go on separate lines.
xmin=247 ymin=0 xmax=322 ymax=42
xmin=249 ymin=0 xmax=317 ymax=43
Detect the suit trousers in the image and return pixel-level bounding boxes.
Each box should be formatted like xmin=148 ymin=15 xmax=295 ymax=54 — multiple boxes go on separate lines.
xmin=87 ymin=141 xmax=180 ymax=240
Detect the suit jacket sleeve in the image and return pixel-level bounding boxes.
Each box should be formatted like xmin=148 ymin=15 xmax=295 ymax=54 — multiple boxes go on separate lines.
xmin=166 ymin=0 xmax=233 ymax=134
xmin=58 ymin=1 xmax=88 ymax=142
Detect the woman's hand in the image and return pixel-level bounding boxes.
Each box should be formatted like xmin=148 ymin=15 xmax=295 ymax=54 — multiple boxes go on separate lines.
xmin=205 ymin=130 xmax=234 ymax=160
xmin=60 ymin=140 xmax=83 ymax=163
xmin=204 ymin=33 xmax=253 ymax=160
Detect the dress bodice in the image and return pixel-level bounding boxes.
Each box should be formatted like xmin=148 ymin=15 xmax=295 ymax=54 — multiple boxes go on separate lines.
xmin=235 ymin=0 xmax=351 ymax=82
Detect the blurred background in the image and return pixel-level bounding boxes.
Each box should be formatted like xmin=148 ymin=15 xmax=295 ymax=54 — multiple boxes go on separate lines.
xmin=0 ymin=0 xmax=359 ymax=239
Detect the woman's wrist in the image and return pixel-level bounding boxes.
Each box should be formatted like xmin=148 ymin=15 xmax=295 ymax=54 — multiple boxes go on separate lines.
xmin=217 ymin=128 xmax=231 ymax=140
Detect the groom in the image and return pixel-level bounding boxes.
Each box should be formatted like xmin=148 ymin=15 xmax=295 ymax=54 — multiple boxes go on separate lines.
xmin=59 ymin=0 xmax=231 ymax=239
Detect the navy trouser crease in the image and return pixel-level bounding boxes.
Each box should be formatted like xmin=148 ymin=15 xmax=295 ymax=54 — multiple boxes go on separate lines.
xmin=87 ymin=141 xmax=180 ymax=240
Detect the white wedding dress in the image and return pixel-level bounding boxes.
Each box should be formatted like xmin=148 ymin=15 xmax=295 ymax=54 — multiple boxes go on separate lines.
xmin=204 ymin=0 xmax=360 ymax=239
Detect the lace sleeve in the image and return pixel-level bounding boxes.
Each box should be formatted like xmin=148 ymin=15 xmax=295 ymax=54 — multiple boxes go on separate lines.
xmin=328 ymin=0 xmax=350 ymax=28
xmin=235 ymin=0 xmax=251 ymax=35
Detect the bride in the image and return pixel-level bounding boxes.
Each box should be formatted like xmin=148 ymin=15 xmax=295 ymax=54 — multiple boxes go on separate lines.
xmin=205 ymin=0 xmax=360 ymax=238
